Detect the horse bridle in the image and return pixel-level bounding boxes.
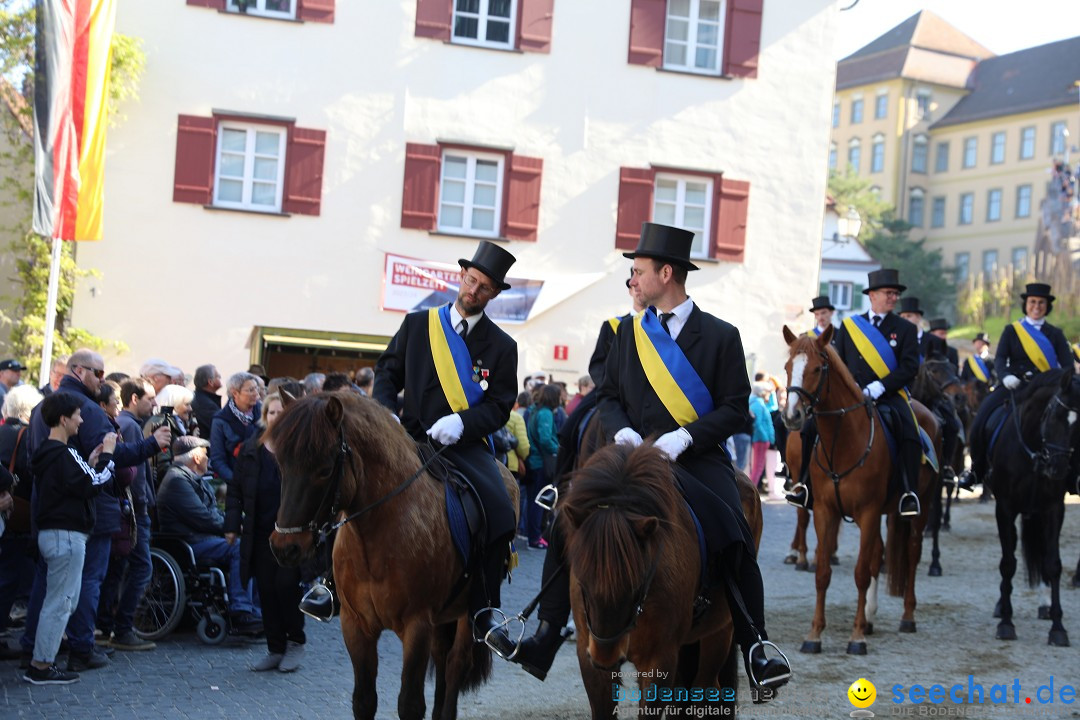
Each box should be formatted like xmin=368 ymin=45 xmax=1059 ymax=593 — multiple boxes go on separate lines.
xmin=579 ymin=521 xmax=662 ymax=645
xmin=1033 ymin=394 xmax=1079 ymax=473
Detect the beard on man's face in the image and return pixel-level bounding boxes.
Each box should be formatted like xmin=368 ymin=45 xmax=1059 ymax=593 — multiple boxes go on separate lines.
xmin=456 ymin=287 xmax=487 ymax=316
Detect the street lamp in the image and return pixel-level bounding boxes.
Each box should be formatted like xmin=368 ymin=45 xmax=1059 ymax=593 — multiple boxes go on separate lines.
xmin=833 ymin=206 xmax=863 ymax=243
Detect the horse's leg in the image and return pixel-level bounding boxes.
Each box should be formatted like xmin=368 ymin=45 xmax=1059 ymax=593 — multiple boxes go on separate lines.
xmin=573 ymin=611 xmax=616 ymax=719
xmin=864 ymin=531 xmax=882 ymax=636
xmin=791 ymin=508 xmax=810 ymax=570
xmin=1073 ymin=548 xmax=1080 ymax=589
xmin=637 ymin=649 xmax=679 ymax=715
xmin=396 ymin=622 xmax=432 ymax=720
xmin=994 ymin=502 xmax=1018 ymax=640
xmin=1045 ymin=504 xmax=1069 ymax=647
xmin=802 ymin=504 xmax=836 ymax=653
xmin=341 ymin=612 xmax=380 ymax=720
xmin=437 ymin=618 xmax=478 ymax=720
xmin=927 ymin=482 xmax=943 ymax=577
xmin=942 ymin=480 xmax=954 ymax=529
xmin=846 ymin=510 xmax=878 ymax=655
xmin=431 ymin=623 xmax=451 ymax=720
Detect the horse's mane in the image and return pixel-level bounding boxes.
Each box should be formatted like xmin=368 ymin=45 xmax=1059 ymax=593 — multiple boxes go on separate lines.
xmin=788 ymin=334 xmax=862 ymax=400
xmin=1016 ymin=369 xmax=1074 ymax=441
xmin=911 ymin=357 xmax=948 ymax=405
xmin=564 ymin=444 xmax=680 ymax=605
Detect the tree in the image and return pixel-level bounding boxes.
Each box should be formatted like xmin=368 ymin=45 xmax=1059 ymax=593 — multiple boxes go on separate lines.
xmin=827 ymin=166 xmax=892 ymax=243
xmin=863 ymin=213 xmax=951 ymax=318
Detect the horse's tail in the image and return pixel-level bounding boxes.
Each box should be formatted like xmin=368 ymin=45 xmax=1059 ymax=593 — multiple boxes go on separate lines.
xmin=1020 ymin=514 xmax=1047 ymax=588
xmin=461 ymin=641 xmax=493 ymax=692
xmin=885 ymin=514 xmax=912 ymax=597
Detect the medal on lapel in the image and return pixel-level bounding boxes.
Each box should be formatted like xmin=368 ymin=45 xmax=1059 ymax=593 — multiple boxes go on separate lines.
xmin=889 ymin=333 xmax=897 ymax=347
xmin=480 ymin=368 xmax=489 ymax=391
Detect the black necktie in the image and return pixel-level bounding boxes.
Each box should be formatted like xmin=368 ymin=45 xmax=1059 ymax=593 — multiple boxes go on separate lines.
xmin=660 ymin=312 xmax=675 ymax=336
xmin=459 ymin=319 xmax=468 ymax=339
xmin=872 ymin=315 xmax=882 ymax=328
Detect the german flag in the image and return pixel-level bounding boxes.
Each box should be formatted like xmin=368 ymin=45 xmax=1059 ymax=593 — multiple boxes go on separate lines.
xmin=32 ymin=0 xmax=117 ymax=242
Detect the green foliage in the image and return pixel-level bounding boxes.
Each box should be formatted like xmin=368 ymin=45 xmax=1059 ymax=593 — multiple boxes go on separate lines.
xmin=863 ymin=213 xmax=951 ymax=318
xmin=107 ymin=33 xmax=145 ymax=125
xmin=826 ymin=166 xmax=892 ymax=243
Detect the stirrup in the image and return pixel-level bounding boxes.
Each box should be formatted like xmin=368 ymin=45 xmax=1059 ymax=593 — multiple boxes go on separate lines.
xmin=899 ymin=491 xmax=920 ymax=517
xmin=748 ymin=639 xmax=791 ymax=688
xmin=535 ymin=484 xmax=558 ymax=511
xmin=472 ymin=608 xmax=526 ymax=660
xmin=299 ymin=581 xmax=335 ymax=622
xmin=785 ymin=483 xmax=809 ymax=509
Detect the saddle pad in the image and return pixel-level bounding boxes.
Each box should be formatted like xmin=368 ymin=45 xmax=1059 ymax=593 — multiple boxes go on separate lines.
xmin=987 ymin=404 xmax=1010 ymax=457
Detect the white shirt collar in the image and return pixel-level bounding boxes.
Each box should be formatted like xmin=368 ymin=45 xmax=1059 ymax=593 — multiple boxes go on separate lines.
xmin=449 ymin=305 xmax=483 ymax=337
xmin=1024 ymin=316 xmax=1045 ymax=329
xmin=654 ymin=296 xmax=694 ymax=340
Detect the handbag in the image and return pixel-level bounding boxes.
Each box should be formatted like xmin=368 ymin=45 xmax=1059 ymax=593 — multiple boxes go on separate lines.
xmin=6 ymin=427 xmax=30 ymax=534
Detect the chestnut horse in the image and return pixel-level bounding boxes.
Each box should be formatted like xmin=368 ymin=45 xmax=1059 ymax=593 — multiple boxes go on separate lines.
xmin=561 ymin=442 xmax=741 ymax=717
xmin=267 ymin=393 xmax=518 ymax=720
xmin=782 ymin=326 xmax=941 ymax=654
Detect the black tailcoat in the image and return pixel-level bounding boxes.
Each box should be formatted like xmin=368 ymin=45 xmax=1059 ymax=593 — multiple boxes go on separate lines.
xmin=993 ymin=321 xmax=1071 ymax=380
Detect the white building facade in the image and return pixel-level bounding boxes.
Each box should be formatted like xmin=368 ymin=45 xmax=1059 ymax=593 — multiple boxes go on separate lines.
xmin=72 ymin=0 xmax=840 ymax=383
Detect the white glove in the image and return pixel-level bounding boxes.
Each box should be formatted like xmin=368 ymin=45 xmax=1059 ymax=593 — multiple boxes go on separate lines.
xmin=1002 ymin=374 xmax=1020 ymax=390
xmin=614 ymin=427 xmax=643 ymax=447
xmin=864 ymin=381 xmax=885 ymax=400
xmin=653 ymin=428 xmax=693 ymax=461
xmin=426 ymin=413 xmax=464 ymax=445
xmin=390 ymin=412 xmax=401 ymax=424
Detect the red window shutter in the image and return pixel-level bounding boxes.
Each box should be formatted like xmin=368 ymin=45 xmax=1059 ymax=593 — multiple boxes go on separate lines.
xmin=415 ymin=0 xmax=451 ymax=40
xmin=282 ymin=126 xmax=327 ymax=216
xmin=503 ymin=154 xmax=543 ymax=242
xmin=627 ymin=0 xmax=665 ymax=67
xmin=297 ymin=0 xmax=334 ymax=23
xmin=401 ymin=143 xmax=441 ymax=230
xmin=517 ymin=0 xmax=554 ymax=53
xmin=186 ymin=0 xmax=225 ymax=8
xmin=173 ymin=115 xmax=217 ymax=205
xmin=615 ymin=167 xmax=655 ymax=250
xmin=714 ymin=177 xmax=750 ymax=262
xmin=723 ymin=0 xmax=763 ymax=78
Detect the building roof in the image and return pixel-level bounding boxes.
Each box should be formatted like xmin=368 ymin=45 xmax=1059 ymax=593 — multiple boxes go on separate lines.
xmin=0 ymin=79 xmax=32 ymax=139
xmin=931 ymin=35 xmax=1080 ymax=129
xmin=836 ymin=10 xmax=994 ymax=91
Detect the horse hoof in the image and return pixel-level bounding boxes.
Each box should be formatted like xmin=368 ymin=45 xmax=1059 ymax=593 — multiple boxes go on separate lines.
xmin=996 ymin=623 xmax=1017 ymax=641
xmin=800 ymin=640 xmax=822 ymax=654
xmin=795 ymin=562 xmax=809 ymax=572
xmin=993 ymin=601 xmax=1002 ymax=619
xmin=1072 ymin=574 xmax=1080 ymax=589
xmin=865 ymin=623 xmax=873 ymax=636
xmin=928 ymin=565 xmax=942 ymax=577
xmin=783 ymin=554 xmax=798 ymax=565
xmin=942 ymin=523 xmax=950 ymax=532
xmin=899 ymin=620 xmax=916 ymax=633
xmin=830 ymin=555 xmax=839 ymax=566
xmin=1038 ymin=605 xmax=1051 ymax=620
xmin=846 ymin=641 xmax=867 ymax=655
xmin=1048 ymin=630 xmax=1070 ymax=647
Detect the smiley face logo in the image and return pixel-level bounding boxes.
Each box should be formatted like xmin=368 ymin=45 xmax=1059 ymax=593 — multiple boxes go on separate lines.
xmin=848 ymin=678 xmax=876 ymax=708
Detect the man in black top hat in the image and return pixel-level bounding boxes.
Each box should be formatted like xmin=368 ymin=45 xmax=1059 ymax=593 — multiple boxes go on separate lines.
xmin=960 ymin=282 xmax=1072 ymax=491
xmin=961 ymin=333 xmax=996 ymax=385
xmin=808 ymin=296 xmax=835 ymax=337
xmin=897 ymin=297 xmax=931 ymax=361
xmin=928 ymin=319 xmax=960 ymax=372
xmin=373 ymin=240 xmax=519 ymax=658
xmin=596 ymin=222 xmax=791 ymax=698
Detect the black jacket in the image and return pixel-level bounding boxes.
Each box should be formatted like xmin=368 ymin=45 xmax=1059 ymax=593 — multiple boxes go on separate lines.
xmin=157 ymin=463 xmax=224 ymax=543
xmin=597 ymin=304 xmax=751 ymax=451
xmin=226 ymin=432 xmax=276 ymax=585
xmin=834 ymin=311 xmax=919 ymax=398
xmin=961 ymin=354 xmax=996 ymax=385
xmin=0 ymin=419 xmax=32 ymax=503
xmin=373 ymin=306 xmax=517 ymax=444
xmin=588 ymin=314 xmax=632 ymax=386
xmin=192 ymin=388 xmax=222 ymax=444
xmin=994 ymin=320 xmax=1072 ymax=380
xmin=32 ymin=439 xmax=114 ymax=534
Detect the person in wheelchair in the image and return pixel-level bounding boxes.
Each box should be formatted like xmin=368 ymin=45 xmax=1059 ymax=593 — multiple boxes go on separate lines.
xmin=156 ymin=436 xmax=263 ymax=634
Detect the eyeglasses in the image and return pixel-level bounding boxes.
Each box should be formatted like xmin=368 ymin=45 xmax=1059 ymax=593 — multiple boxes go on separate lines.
xmin=240 ymin=385 xmax=260 ymax=395
xmin=77 ymin=365 xmax=105 ymax=379
xmin=875 ymin=290 xmax=901 ymax=299
xmin=461 ymin=272 xmax=498 ymax=298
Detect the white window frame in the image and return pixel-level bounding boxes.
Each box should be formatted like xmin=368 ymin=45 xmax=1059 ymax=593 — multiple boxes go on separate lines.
xmin=832 ymin=103 xmax=840 ymax=128
xmin=870 ymin=134 xmax=884 ymax=173
xmin=850 ymin=94 xmax=864 ymax=124
xmin=226 ymin=0 xmax=296 ymax=20
xmin=848 ymin=138 xmax=861 ymax=173
xmin=962 ymin=137 xmax=977 ymax=168
xmin=990 ymin=132 xmax=1006 ymax=164
xmin=911 ymin=134 xmax=928 ymax=173
xmin=986 ymin=188 xmax=1002 ymax=222
xmin=954 ymin=252 xmax=969 ymax=284
xmin=652 ymin=173 xmax=713 ymax=259
xmin=663 ymin=0 xmax=726 ymax=76
xmin=1016 ymin=184 xmax=1032 ymax=218
xmin=437 ymin=150 xmax=505 ymax=239
xmin=982 ymin=249 xmax=998 ymax=278
xmin=931 ymin=196 xmax=946 ymax=228
xmin=828 ymin=281 xmax=853 ymax=311
xmin=908 ymin=188 xmax=925 ymax=227
xmin=213 ymin=121 xmax=288 ymax=213
xmin=1011 ymin=247 xmax=1028 ymax=273
xmin=828 ymin=142 xmax=837 ymax=170
xmin=874 ymin=90 xmax=888 ymax=120
xmin=1020 ymin=126 xmax=1035 ymax=160
xmin=959 ymin=193 xmax=974 ymax=225
xmin=451 ymin=0 xmax=517 ymax=50
xmin=915 ymin=89 xmax=932 ymax=120
xmin=1051 ymin=122 xmax=1067 ymax=156
xmin=934 ymin=141 xmax=949 ymax=172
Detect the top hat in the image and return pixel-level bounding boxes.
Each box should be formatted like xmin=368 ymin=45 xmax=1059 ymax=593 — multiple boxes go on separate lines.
xmin=809 ymin=295 xmax=836 ymax=312
xmin=973 ymin=332 xmax=991 ymax=346
xmin=459 ymin=241 xmax=516 ymax=291
xmin=0 ymin=359 xmax=26 ymax=372
xmin=622 ymin=222 xmax=699 ymax=271
xmin=1020 ymin=282 xmax=1055 ymax=302
xmin=897 ymin=297 xmax=923 ymax=316
xmin=862 ymin=268 xmax=906 ymax=295
xmin=928 ymin=318 xmax=950 ymax=331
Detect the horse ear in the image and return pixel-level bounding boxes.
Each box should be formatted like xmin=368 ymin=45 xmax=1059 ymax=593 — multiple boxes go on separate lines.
xmin=782 ymin=325 xmax=797 ymax=346
xmin=325 ymin=394 xmax=344 ymax=426
xmin=820 ymin=324 xmax=834 ymax=346
xmin=280 ymin=389 xmax=297 ymax=408
xmin=632 ymin=516 xmax=659 ymax=540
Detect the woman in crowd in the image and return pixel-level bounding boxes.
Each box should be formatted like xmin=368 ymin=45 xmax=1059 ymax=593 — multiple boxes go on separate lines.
xmin=748 ymin=382 xmax=775 ymax=493
xmin=524 ymin=384 xmax=561 ymax=550
xmin=210 ymin=372 xmax=262 ymax=482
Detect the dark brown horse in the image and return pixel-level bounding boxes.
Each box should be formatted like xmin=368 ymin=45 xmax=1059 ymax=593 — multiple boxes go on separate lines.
xmin=267 ymin=393 xmax=518 ymax=720
xmin=561 ymin=442 xmax=740 ymax=717
xmin=782 ymin=326 xmax=941 ymax=654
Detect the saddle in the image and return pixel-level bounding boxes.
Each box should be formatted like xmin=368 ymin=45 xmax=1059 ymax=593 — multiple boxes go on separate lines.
xmin=416 ymin=443 xmax=487 ymax=570
xmin=876 ymin=402 xmax=939 ymax=477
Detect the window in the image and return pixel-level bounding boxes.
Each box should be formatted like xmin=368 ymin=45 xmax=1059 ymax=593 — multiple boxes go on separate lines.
xmin=931 ymin=196 xmax=946 ymax=228
xmin=916 ymin=89 xmax=931 ymax=120
xmin=1016 ymin=184 xmax=1032 ymax=218
xmin=832 ymin=102 xmax=840 ymax=128
xmin=653 ymin=174 xmax=713 ymax=258
xmin=986 ymin=188 xmax=1002 ymax=222
xmin=828 ymin=142 xmax=837 ymax=171
xmin=662 ymin=0 xmax=726 ymax=75
xmin=226 ymin=0 xmax=296 ymax=18
xmin=934 ymin=141 xmax=949 ymax=172
xmin=452 ymin=0 xmax=516 ymax=49
xmin=874 ymin=91 xmax=887 ymax=119
xmin=850 ymin=95 xmax=863 ymax=124
xmin=828 ymin=281 xmax=853 ymax=311
xmin=911 ymin=134 xmax=928 ymax=173
xmin=982 ymin=249 xmax=998 ymax=278
xmin=1011 ymin=247 xmax=1028 ymax=273
xmin=954 ymin=252 xmax=969 ymax=283
xmin=962 ymin=137 xmax=977 ymax=168
xmin=870 ymin=134 xmax=884 ymax=173
xmin=959 ymin=193 xmax=973 ymax=225
xmin=1020 ymin=126 xmax=1035 ymax=159
xmin=213 ymin=122 xmax=287 ymax=212
xmin=1051 ymin=122 xmax=1067 ymax=156
xmin=438 ymin=152 xmax=504 ymax=237
xmin=908 ymin=189 xmax=924 ymax=227
xmin=848 ymin=138 xmax=861 ymax=173
xmin=990 ymin=132 xmax=1005 ymax=164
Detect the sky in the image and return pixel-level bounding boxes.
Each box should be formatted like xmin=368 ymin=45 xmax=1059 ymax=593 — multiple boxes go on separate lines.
xmin=834 ymin=0 xmax=1078 ymax=60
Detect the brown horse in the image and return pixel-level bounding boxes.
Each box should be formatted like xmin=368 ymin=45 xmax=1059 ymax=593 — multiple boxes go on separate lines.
xmin=561 ymin=442 xmax=740 ymax=717
xmin=782 ymin=326 xmax=941 ymax=654
xmin=783 ymin=432 xmax=839 ymax=572
xmin=267 ymin=392 xmax=518 ymax=720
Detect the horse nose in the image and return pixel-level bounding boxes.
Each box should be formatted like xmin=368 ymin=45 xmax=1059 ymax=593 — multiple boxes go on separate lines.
xmin=270 ymin=539 xmax=301 ymax=567
xmin=784 ymin=405 xmax=805 ymax=432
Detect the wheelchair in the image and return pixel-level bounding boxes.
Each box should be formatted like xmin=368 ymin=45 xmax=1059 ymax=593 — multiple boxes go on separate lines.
xmin=131 ymin=534 xmax=235 ymax=645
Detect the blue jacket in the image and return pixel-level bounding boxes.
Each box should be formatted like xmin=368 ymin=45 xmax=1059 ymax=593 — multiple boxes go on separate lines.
xmin=117 ymin=409 xmax=155 ymax=514
xmin=209 ymin=400 xmax=261 ymax=481
xmin=748 ymin=395 xmax=775 ymax=445
xmin=525 ymin=405 xmax=559 ymax=471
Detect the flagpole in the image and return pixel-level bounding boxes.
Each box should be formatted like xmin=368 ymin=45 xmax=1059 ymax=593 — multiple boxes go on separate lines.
xmin=38 ymin=236 xmax=63 ymax=388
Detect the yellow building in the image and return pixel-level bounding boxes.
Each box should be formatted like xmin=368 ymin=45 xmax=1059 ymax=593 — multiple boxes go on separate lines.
xmin=829 ymin=11 xmax=1079 ymax=292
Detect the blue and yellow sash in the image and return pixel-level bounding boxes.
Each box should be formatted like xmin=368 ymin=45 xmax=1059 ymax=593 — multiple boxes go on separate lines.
xmin=428 ymin=305 xmax=483 ymax=413
xmin=1073 ymin=342 xmax=1080 ymax=363
xmin=633 ymin=309 xmax=713 ymax=426
xmin=807 ymin=326 xmax=823 ymax=338
xmin=1012 ymin=320 xmax=1058 ymax=372
xmin=607 ymin=316 xmax=622 ymax=334
xmin=966 ymin=355 xmax=990 ymax=383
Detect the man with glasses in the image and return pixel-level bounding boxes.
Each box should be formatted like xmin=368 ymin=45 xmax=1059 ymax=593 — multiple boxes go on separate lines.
xmin=19 ymin=350 xmax=172 ymax=671
xmin=374 ymin=240 xmax=520 ymax=659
